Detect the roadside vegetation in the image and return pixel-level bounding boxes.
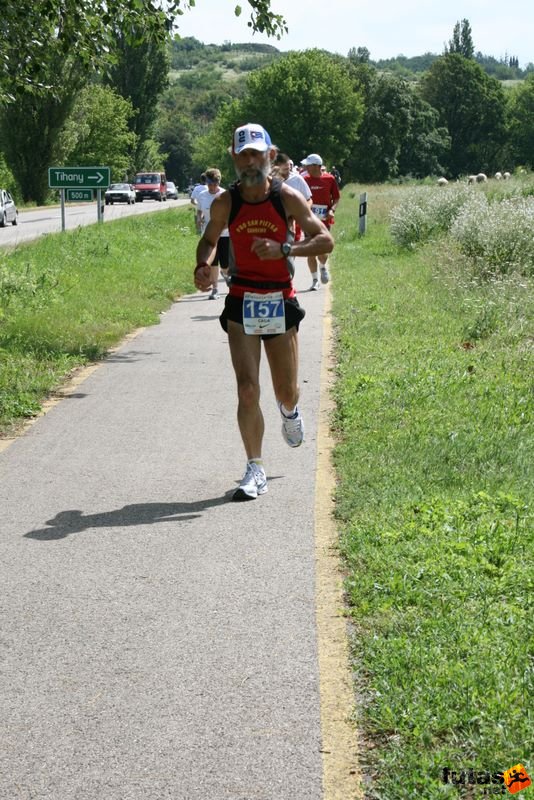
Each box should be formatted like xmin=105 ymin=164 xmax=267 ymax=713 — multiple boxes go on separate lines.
xmin=332 ymin=178 xmax=533 ymax=797
xmin=0 ymin=208 xmax=196 ymax=432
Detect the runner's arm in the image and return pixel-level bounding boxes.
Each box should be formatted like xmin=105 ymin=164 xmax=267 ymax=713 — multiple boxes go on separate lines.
xmin=251 ymin=185 xmax=333 ymax=261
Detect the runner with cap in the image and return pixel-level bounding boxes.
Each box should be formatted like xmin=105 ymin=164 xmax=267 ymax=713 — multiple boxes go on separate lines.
xmin=193 ymin=123 xmax=334 ymax=501
xmin=300 ymin=153 xmax=340 ymax=291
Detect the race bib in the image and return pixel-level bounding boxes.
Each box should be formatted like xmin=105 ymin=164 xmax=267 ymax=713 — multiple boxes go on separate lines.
xmin=243 ymin=292 xmax=285 ymax=335
xmin=311 ymin=204 xmax=328 ymax=219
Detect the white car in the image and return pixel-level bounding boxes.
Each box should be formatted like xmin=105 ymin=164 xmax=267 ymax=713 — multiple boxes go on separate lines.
xmin=0 ymin=189 xmax=18 ymax=226
xmin=104 ymin=183 xmax=136 ymax=205
xmin=166 ymin=181 xmax=179 ymax=200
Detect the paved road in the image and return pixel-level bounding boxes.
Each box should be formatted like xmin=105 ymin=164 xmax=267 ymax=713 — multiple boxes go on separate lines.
xmin=0 ymin=198 xmax=190 ymax=248
xmin=0 ymin=267 xmax=337 ymax=799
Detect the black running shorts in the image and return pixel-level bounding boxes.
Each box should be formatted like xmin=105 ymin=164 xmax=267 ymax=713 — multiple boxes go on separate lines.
xmin=219 ymin=294 xmax=305 ymax=340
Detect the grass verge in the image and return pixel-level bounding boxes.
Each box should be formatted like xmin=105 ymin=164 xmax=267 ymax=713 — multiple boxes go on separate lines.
xmin=332 ymin=185 xmax=533 ymax=798
xmin=0 ymin=207 xmax=197 ymax=434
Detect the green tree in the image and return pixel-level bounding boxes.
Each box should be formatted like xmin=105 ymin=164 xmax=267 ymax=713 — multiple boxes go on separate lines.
xmin=507 ymin=74 xmax=534 ymax=167
xmin=446 ymin=19 xmax=475 ymax=59
xmin=104 ymin=30 xmax=170 ymax=171
xmin=344 ymin=69 xmax=449 ymax=181
xmin=229 ymin=50 xmax=364 ymax=167
xmin=0 ymin=1 xmax=285 ymax=201
xmin=57 ymin=84 xmax=137 ymax=180
xmin=348 ymin=47 xmax=371 ymax=64
xmin=0 ymin=1 xmax=286 ymax=98
xmin=420 ymin=53 xmax=508 ymax=176
xmin=191 ymin=100 xmax=243 ymax=183
xmin=156 ymin=112 xmax=194 ymax=189
xmin=0 ymin=48 xmax=86 ymax=202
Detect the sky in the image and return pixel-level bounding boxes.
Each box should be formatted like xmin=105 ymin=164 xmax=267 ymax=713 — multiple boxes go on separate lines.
xmin=177 ymin=0 xmax=534 ymax=68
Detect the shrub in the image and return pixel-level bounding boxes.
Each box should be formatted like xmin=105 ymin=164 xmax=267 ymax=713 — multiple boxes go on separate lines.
xmin=389 ymin=184 xmax=471 ymax=247
xmin=450 ymin=194 xmax=534 ymax=276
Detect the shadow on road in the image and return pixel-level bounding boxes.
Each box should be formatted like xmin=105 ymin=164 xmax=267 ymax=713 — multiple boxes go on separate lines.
xmin=24 ymin=495 xmax=230 ymax=541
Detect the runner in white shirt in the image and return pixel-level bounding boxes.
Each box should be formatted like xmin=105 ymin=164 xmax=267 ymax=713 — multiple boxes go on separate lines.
xmin=273 ymin=152 xmax=312 ymax=242
xmin=196 ymin=168 xmax=230 ymax=299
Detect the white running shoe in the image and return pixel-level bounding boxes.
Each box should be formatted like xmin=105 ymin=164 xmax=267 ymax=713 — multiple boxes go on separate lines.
xmin=320 ymin=265 xmax=330 ymax=284
xmin=232 ymin=461 xmax=268 ymax=501
xmin=310 ymin=278 xmax=320 ymax=291
xmin=208 ymin=288 xmax=219 ymax=300
xmin=279 ymin=403 xmax=305 ymax=447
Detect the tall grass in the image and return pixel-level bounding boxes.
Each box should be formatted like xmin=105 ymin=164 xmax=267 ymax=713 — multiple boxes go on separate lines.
xmin=332 ymin=183 xmax=533 ymax=799
xmin=389 ymin=176 xmax=534 ymax=277
xmin=0 ymin=208 xmax=197 ymax=432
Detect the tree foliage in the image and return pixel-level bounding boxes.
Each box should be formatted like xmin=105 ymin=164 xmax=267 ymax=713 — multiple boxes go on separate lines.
xmin=235 ymin=50 xmax=364 ymax=166
xmin=445 ymin=19 xmax=475 ymax=60
xmin=0 ymin=1 xmax=286 ymax=99
xmin=344 ymin=68 xmax=449 ymax=181
xmin=103 ymin=30 xmax=170 ymax=172
xmin=420 ymin=54 xmax=508 ymax=176
xmin=57 ymin=84 xmax=137 ymax=181
xmin=507 ymin=75 xmax=534 ymax=167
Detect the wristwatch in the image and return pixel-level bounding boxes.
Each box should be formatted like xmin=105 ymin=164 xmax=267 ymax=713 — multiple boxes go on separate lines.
xmin=280 ymin=241 xmax=292 ymax=257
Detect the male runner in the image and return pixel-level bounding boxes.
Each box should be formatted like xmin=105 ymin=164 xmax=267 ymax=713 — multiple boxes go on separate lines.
xmin=194 ymin=123 xmax=333 ymax=500
xmin=273 ymin=152 xmax=312 ymax=242
xmin=196 ymin=168 xmax=230 ymax=299
xmin=300 ymin=153 xmax=340 ymax=290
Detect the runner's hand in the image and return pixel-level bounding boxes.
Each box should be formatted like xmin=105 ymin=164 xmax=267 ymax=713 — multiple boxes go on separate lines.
xmin=194 ymin=264 xmax=212 ymax=291
xmin=251 ymin=237 xmax=281 ymax=260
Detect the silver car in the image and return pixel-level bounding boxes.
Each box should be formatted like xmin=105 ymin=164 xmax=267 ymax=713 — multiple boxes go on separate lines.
xmin=0 ymin=189 xmax=18 ymax=227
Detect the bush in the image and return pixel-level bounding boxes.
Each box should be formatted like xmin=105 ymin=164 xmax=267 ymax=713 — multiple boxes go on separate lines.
xmin=451 ymin=194 xmax=534 ymax=276
xmin=389 ymin=184 xmax=471 ymax=247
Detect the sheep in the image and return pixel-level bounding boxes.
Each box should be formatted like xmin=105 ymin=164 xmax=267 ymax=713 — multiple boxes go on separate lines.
xmin=503 ymin=171 xmax=511 ymax=179
xmin=437 ymin=177 xmax=449 ymax=186
xmin=494 ymin=172 xmax=503 ymax=180
xmin=468 ymin=175 xmax=478 ymax=184
xmin=476 ymin=173 xmax=488 ymax=183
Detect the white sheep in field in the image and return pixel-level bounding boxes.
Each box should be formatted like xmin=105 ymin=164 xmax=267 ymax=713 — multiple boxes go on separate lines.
xmin=437 ymin=177 xmax=449 ymax=186
xmin=494 ymin=171 xmax=503 ymax=180
xmin=503 ymin=171 xmax=511 ymax=179
xmin=468 ymin=174 xmax=478 ymax=184
xmin=476 ymin=173 xmax=488 ymax=183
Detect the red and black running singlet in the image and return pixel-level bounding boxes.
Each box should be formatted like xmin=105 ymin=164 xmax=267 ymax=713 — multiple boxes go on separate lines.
xmin=227 ymin=179 xmax=295 ymax=299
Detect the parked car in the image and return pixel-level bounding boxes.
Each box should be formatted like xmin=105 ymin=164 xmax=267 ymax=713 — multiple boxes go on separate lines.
xmin=166 ymin=181 xmax=179 ymax=200
xmin=105 ymin=183 xmax=136 ymax=205
xmin=0 ymin=189 xmax=18 ymax=226
xmin=134 ymin=171 xmax=167 ymax=202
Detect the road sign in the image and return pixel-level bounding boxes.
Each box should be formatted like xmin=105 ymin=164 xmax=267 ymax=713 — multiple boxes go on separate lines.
xmin=66 ymin=189 xmax=94 ymax=202
xmin=48 ymin=166 xmax=110 ymax=189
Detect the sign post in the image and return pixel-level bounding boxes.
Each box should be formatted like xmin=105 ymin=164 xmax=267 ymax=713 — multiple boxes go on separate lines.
xmin=49 ymin=166 xmax=110 ymax=229
xmin=359 ymin=192 xmax=368 ymax=236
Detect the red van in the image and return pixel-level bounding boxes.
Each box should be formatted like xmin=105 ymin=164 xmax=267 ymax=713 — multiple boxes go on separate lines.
xmin=134 ymin=171 xmax=167 ymax=202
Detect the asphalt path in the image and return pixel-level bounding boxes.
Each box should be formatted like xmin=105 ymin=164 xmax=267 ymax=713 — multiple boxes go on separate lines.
xmin=0 ymin=197 xmax=190 ymax=248
xmin=0 ymin=265 xmax=345 ymax=799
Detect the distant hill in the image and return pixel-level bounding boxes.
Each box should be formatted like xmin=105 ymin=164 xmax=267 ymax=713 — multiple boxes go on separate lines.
xmin=169 ymin=37 xmax=533 ymax=81
xmin=170 ymin=37 xmax=280 ymax=74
